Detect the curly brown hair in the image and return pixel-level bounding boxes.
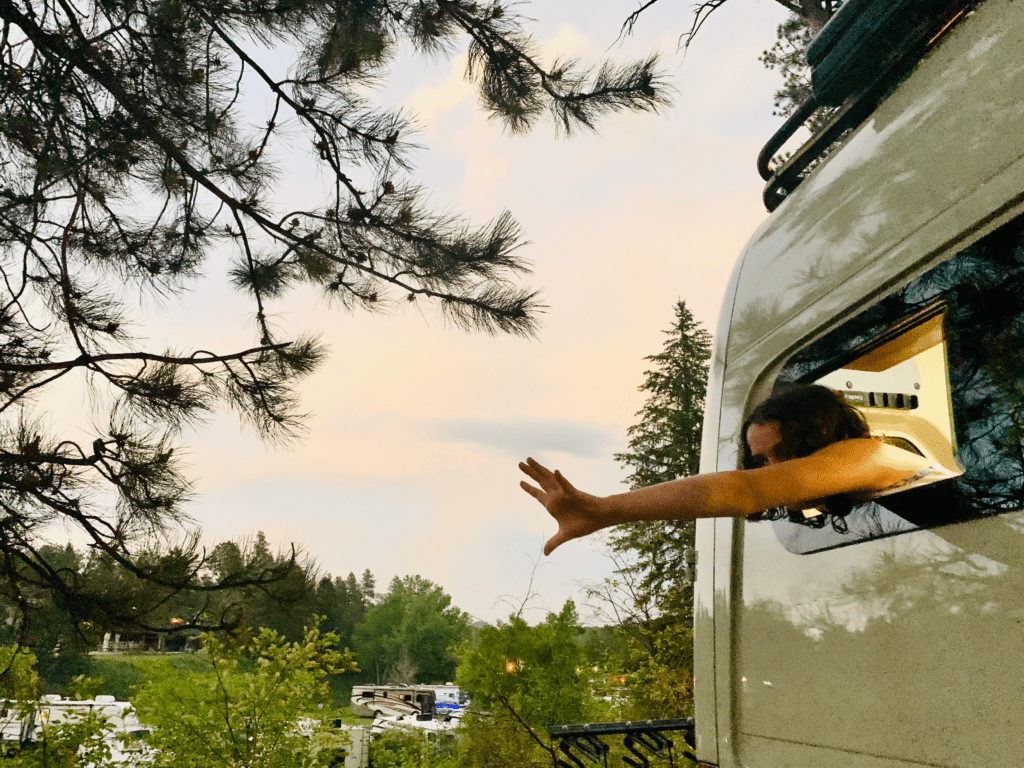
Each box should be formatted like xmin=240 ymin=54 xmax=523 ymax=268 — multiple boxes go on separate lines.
xmin=741 ymin=384 xmax=870 ymax=469
xmin=741 ymin=384 xmax=871 ymax=527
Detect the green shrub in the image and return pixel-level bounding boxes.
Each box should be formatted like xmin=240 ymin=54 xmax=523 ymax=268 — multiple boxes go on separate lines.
xmin=368 ymin=728 xmax=459 ymax=768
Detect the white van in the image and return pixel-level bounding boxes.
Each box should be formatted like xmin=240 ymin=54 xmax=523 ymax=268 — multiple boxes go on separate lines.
xmin=694 ymin=1 xmax=1024 ymax=768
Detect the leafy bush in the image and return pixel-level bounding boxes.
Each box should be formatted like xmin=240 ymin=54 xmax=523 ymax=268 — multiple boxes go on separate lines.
xmin=132 ymin=622 xmax=356 ymax=768
xmin=368 ymin=728 xmax=459 ymax=768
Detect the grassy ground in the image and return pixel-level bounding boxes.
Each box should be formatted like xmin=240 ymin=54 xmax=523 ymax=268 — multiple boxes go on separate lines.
xmin=89 ymin=652 xmax=215 ymax=699
xmin=331 ymin=707 xmax=368 ymax=726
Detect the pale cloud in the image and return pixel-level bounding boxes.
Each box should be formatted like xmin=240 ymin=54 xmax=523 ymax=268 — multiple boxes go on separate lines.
xmin=463 ymin=143 xmax=510 ymax=190
xmin=405 ymin=52 xmax=475 ymax=127
xmin=424 ymin=417 xmax=620 ymax=459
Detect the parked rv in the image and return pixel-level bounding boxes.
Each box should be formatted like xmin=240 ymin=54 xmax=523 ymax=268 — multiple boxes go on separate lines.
xmin=693 ymin=1 xmax=1024 ymax=767
xmin=0 ymin=703 xmax=32 ymax=752
xmin=349 ymin=686 xmax=436 ymax=719
xmin=0 ymin=696 xmax=151 ymax=763
xmin=422 ymin=684 xmax=469 ymax=716
xmin=369 ymin=713 xmax=458 ymax=736
xmin=35 ymin=694 xmax=142 ymax=734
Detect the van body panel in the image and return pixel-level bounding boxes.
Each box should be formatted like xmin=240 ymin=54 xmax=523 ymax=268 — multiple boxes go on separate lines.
xmin=692 ymin=518 xmax=716 ymax=762
xmin=726 ymin=0 xmax=1024 ymax=367
xmin=696 ymin=2 xmax=1024 ymax=767
xmin=699 ymin=248 xmax=767 ymax=766
xmin=738 ymin=514 xmax=1024 ymax=768
xmin=736 ymin=734 xmax=941 ymax=768
xmin=693 ymin=243 xmax=749 ymax=765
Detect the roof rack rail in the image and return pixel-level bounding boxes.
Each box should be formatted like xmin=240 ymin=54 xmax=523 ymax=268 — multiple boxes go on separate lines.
xmin=758 ymin=0 xmax=972 ymax=211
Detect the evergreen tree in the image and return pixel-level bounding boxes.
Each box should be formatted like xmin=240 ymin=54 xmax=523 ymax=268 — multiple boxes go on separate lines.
xmin=611 ymin=299 xmax=711 ymax=604
xmin=359 ymin=569 xmax=376 ymax=605
xmin=314 ymin=570 xmax=369 ymax=648
xmin=581 ymin=300 xmax=710 ymax=720
xmin=759 ymin=4 xmax=848 ymax=136
xmin=618 ymin=0 xmax=845 ymax=151
xmin=0 ymin=0 xmax=670 ymax=636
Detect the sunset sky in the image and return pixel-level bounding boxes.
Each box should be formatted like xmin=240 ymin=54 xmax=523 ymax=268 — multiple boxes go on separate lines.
xmin=72 ymin=0 xmax=795 ymax=625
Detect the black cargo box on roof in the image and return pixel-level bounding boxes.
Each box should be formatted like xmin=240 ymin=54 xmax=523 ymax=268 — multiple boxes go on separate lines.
xmin=809 ymin=0 xmax=969 ymax=107
xmin=756 ymin=0 xmax=972 ymax=210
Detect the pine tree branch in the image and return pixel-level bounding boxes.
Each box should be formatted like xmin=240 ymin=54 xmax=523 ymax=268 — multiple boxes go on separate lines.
xmin=617 ymin=0 xmax=826 ymax=49
xmin=6 ymin=0 xmax=544 ymax=332
xmin=617 ymin=0 xmax=665 ymax=43
xmin=0 ymin=344 xmax=291 ymax=373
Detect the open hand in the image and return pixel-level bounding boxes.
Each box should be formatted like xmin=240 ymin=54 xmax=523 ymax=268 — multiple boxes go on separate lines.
xmin=519 ymin=457 xmax=609 ymax=555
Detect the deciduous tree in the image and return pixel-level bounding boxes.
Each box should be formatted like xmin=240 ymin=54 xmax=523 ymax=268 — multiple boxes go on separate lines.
xmin=351 ymin=575 xmax=468 ymax=684
xmin=132 ymin=622 xmax=356 ymax=768
xmin=456 ymin=601 xmax=598 ymax=768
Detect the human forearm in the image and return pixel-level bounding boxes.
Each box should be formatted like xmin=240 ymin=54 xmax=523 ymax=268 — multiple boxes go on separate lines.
xmin=600 ymin=471 xmax=758 ymax=525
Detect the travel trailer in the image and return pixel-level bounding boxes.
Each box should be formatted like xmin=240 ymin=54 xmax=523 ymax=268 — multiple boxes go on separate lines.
xmin=691 ymin=1 xmax=1024 ymax=768
xmin=349 ymin=686 xmax=436 ymax=719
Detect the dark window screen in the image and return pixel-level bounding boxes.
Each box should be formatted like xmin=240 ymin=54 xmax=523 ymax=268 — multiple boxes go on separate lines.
xmin=757 ymin=216 xmax=1024 ymax=554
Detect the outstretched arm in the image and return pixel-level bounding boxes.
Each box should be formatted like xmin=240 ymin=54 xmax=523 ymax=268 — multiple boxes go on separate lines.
xmin=520 ymin=439 xmax=932 ymax=554
xmin=518 ymin=458 xmax=748 ymax=555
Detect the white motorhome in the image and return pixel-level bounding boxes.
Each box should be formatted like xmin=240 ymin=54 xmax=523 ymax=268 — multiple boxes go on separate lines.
xmin=35 ymin=694 xmax=142 ymax=732
xmin=0 ymin=695 xmax=151 ymax=762
xmin=349 ymin=685 xmax=436 ymax=719
xmin=422 ymin=684 xmax=469 ymax=716
xmin=0 ymin=702 xmax=32 ymax=749
xmin=693 ymin=2 xmax=1024 ymax=768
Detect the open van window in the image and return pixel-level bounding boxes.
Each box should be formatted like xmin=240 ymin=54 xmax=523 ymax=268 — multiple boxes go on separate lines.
xmin=756 ymin=214 xmax=1024 ymax=554
xmin=813 ymin=303 xmax=958 ymax=475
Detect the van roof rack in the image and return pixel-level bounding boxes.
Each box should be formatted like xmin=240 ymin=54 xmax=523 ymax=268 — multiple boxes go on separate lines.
xmin=758 ymin=0 xmax=973 ymax=211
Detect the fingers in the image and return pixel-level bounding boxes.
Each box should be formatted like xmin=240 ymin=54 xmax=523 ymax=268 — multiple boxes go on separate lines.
xmin=519 ymin=480 xmax=544 ymax=501
xmin=521 ymin=457 xmax=570 ymax=556
xmin=518 ymin=460 xmax=539 ymax=484
xmin=544 ymin=530 xmax=567 ymax=556
xmin=519 ymin=457 xmax=554 ymax=487
xmin=521 ymin=458 xmax=571 ymax=495
xmin=519 ymin=459 xmax=549 ymax=503
xmin=553 ymin=469 xmax=576 ymax=494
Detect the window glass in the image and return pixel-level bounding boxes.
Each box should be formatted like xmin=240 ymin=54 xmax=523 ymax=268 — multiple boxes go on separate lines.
xmin=757 ymin=216 xmax=1024 ymax=554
